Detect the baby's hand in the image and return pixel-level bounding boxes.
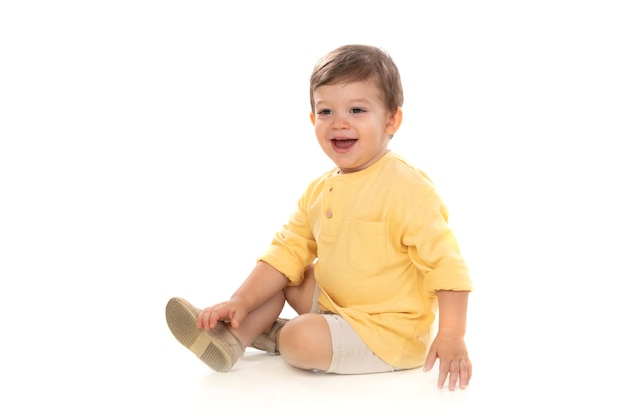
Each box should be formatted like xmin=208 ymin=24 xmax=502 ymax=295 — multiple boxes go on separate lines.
xmin=196 ymin=298 xmax=248 ymax=330
xmin=423 ymin=333 xmax=472 ymax=390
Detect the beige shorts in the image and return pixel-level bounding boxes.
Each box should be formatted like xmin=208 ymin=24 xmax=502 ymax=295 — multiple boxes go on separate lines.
xmin=310 ymin=285 xmax=402 ymax=375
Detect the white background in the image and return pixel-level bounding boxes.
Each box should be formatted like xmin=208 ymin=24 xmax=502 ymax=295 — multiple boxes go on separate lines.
xmin=1 ymin=1 xmax=625 ymax=415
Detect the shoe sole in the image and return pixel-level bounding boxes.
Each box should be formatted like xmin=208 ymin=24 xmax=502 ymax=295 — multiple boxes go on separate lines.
xmin=165 ymin=297 xmax=234 ymax=372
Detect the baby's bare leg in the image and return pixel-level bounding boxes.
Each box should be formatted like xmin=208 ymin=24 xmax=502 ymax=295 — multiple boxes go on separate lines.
xmin=284 ymin=263 xmax=317 ymax=314
xmin=228 ymin=290 xmax=285 ymax=347
xmin=278 ymin=313 xmax=332 ymax=371
xmin=280 ymin=264 xmax=333 ymax=371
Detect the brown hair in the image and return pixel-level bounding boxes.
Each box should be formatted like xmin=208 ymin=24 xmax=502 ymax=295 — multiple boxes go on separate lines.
xmin=309 ymin=44 xmax=404 ymax=114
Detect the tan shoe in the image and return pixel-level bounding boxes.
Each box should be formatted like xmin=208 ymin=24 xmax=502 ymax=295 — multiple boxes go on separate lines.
xmin=165 ymin=297 xmax=244 ymax=372
xmin=250 ymin=318 xmax=289 ymax=355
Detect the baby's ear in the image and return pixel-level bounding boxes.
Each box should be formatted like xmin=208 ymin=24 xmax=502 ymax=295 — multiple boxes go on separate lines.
xmin=386 ymin=107 xmax=403 ymax=136
xmin=310 ymin=112 xmax=316 ymax=125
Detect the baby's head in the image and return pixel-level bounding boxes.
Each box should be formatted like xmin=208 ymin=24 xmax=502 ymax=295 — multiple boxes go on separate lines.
xmin=309 ymin=45 xmax=404 ymax=115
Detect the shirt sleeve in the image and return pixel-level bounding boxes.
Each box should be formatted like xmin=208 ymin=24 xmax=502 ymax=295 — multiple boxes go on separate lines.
xmin=257 ymin=192 xmax=318 ymax=286
xmin=403 ymin=189 xmax=473 ymax=294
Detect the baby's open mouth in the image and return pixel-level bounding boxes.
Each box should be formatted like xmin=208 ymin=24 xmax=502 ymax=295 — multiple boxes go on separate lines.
xmin=332 ymin=139 xmax=357 ymax=150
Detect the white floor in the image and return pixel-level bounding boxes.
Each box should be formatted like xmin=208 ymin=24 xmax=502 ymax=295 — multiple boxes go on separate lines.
xmin=1 ymin=280 xmax=621 ymax=416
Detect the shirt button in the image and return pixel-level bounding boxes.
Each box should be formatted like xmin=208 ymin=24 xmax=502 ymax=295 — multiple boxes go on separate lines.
xmin=326 ymin=209 xmax=333 ymax=219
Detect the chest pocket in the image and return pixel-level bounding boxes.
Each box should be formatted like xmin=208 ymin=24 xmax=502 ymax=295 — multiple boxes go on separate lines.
xmin=348 ymin=219 xmax=391 ymax=270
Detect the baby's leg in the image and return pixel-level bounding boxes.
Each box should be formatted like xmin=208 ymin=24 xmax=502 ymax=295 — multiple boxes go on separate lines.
xmin=278 ymin=313 xmax=332 ymax=371
xmin=249 ymin=265 xmax=316 ymax=355
xmin=320 ymin=314 xmax=398 ymax=374
xmin=166 ymin=291 xmax=286 ymax=372
xmin=280 ymin=265 xmax=333 ymax=370
xmin=229 ymin=290 xmax=285 ymax=347
xmin=284 ymin=263 xmax=317 ymax=314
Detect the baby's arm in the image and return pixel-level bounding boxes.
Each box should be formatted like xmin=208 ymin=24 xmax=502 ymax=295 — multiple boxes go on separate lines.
xmin=423 ymin=290 xmax=472 ymax=390
xmin=196 ymin=261 xmax=289 ymax=330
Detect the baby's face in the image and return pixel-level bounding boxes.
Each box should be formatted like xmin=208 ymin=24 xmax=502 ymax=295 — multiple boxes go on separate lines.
xmin=310 ymin=80 xmax=400 ymax=174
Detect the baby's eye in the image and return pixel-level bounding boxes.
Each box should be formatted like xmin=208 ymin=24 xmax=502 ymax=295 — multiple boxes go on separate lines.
xmin=350 ymin=107 xmax=366 ymax=114
xmin=317 ymin=109 xmax=332 ymax=115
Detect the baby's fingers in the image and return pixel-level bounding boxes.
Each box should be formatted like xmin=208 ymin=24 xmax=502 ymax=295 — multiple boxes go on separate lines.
xmin=196 ymin=309 xmax=214 ymax=329
xmin=197 ymin=307 xmax=225 ymax=329
xmin=442 ymin=358 xmax=472 ymax=391
xmin=445 ymin=360 xmax=460 ymax=391
xmin=437 ymin=360 xmax=449 ymax=389
xmin=458 ymin=358 xmax=472 ymax=389
xmin=228 ymin=310 xmax=242 ymax=328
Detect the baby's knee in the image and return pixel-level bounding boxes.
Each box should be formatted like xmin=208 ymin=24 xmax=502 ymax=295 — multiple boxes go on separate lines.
xmin=278 ymin=314 xmax=332 ymax=370
xmin=279 ymin=316 xmax=313 ymax=350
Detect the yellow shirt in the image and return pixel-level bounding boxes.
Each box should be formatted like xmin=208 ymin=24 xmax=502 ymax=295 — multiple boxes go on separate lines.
xmin=259 ymin=151 xmax=472 ymax=369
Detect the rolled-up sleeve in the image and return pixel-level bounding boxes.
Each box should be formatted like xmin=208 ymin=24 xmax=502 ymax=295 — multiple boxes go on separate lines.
xmin=258 ymin=194 xmax=318 ymax=285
